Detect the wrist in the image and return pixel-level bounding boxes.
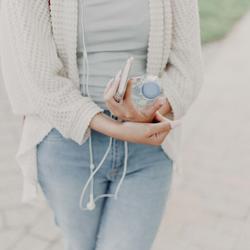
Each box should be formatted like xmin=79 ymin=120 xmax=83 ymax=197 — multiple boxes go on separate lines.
xmin=89 ymin=112 xmax=122 ymax=138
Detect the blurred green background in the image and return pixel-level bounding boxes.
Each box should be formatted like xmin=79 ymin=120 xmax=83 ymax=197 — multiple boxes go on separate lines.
xmin=199 ymin=0 xmax=250 ymax=43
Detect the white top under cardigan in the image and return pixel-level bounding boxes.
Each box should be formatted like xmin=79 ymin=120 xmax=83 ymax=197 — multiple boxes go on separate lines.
xmin=77 ymin=0 xmax=150 ymax=109
xmin=0 ymin=0 xmax=203 ymax=204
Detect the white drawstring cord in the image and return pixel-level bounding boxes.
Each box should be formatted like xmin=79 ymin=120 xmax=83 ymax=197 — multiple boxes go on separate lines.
xmin=79 ymin=135 xmax=113 ymax=211
xmin=87 ymin=132 xmax=95 ymax=209
xmin=79 ymin=138 xmax=129 ymax=210
xmin=79 ymin=0 xmax=110 ymax=211
xmin=79 ymin=0 xmax=128 ymax=211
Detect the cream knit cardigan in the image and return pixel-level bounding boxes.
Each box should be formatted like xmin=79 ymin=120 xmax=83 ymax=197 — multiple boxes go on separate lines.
xmin=0 ymin=0 xmax=203 ymax=203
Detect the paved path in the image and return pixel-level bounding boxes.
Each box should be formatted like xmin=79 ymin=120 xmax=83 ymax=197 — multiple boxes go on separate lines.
xmin=0 ymin=13 xmax=250 ymax=250
xmin=153 ymin=13 xmax=250 ymax=250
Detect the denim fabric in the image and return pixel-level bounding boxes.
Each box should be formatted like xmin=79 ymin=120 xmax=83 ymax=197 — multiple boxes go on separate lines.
xmin=37 ymin=115 xmax=173 ymax=250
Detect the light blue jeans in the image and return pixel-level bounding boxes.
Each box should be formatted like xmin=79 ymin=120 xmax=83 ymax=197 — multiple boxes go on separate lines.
xmin=37 ymin=112 xmax=173 ymax=250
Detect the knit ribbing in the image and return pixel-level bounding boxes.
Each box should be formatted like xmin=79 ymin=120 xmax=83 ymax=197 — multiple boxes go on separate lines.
xmin=0 ymin=0 xmax=203 ymax=203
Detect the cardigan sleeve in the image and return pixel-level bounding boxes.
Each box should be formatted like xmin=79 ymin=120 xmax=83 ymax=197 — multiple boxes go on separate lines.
xmin=161 ymin=0 xmax=204 ymax=120
xmin=0 ymin=0 xmax=103 ymax=145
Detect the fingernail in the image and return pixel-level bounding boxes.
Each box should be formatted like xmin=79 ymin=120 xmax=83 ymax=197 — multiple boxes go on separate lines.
xmin=170 ymin=120 xmax=182 ymax=129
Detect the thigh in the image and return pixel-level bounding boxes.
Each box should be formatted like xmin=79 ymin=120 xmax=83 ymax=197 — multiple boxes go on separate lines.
xmin=95 ymin=144 xmax=173 ymax=250
xmin=37 ymin=128 xmax=109 ymax=250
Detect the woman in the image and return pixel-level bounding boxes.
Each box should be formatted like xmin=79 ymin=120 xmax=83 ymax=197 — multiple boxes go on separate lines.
xmin=0 ymin=0 xmax=203 ymax=249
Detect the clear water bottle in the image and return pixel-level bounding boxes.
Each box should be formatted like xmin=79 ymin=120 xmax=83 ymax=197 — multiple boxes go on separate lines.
xmin=130 ymin=75 xmax=164 ymax=108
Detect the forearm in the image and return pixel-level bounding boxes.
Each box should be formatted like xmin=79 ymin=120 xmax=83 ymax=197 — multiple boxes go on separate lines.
xmin=89 ymin=111 xmax=172 ymax=146
xmin=89 ymin=113 xmax=123 ymax=139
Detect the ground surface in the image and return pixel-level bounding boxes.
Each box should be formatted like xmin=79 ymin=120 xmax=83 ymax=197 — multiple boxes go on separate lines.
xmin=0 ymin=12 xmax=250 ymax=250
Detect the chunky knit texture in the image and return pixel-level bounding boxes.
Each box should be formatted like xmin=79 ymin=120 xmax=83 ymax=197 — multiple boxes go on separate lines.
xmin=0 ymin=0 xmax=203 ymax=203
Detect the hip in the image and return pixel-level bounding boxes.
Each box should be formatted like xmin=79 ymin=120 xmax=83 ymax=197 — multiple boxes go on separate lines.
xmin=36 ymin=122 xmax=173 ymax=177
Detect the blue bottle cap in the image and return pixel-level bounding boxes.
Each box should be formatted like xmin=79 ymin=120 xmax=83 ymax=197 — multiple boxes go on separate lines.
xmin=141 ymin=81 xmax=161 ymax=99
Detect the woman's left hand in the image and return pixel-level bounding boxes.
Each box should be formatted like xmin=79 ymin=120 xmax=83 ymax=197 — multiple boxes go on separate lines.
xmin=104 ymin=72 xmax=172 ymax=123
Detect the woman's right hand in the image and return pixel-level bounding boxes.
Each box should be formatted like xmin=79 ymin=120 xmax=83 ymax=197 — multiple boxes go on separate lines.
xmin=90 ymin=111 xmax=171 ymax=146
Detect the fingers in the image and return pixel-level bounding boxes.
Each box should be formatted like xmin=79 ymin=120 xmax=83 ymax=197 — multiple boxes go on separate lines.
xmin=169 ymin=119 xmax=182 ymax=129
xmin=143 ymin=98 xmax=165 ymax=117
xmin=104 ymin=78 xmax=114 ymax=95
xmin=144 ymin=112 xmax=171 ymax=145
xmin=154 ymin=111 xmax=167 ymax=122
xmin=114 ymin=69 xmax=122 ymax=83
xmin=123 ymin=79 xmax=133 ymax=101
xmin=104 ymin=70 xmax=121 ymax=101
xmin=158 ymin=99 xmax=172 ymax=115
xmin=155 ymin=111 xmax=182 ymax=129
xmin=157 ymin=131 xmax=169 ymax=142
xmin=150 ymin=131 xmax=169 ymax=145
xmin=103 ymin=71 xmax=124 ymax=117
xmin=148 ymin=121 xmax=171 ymax=136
